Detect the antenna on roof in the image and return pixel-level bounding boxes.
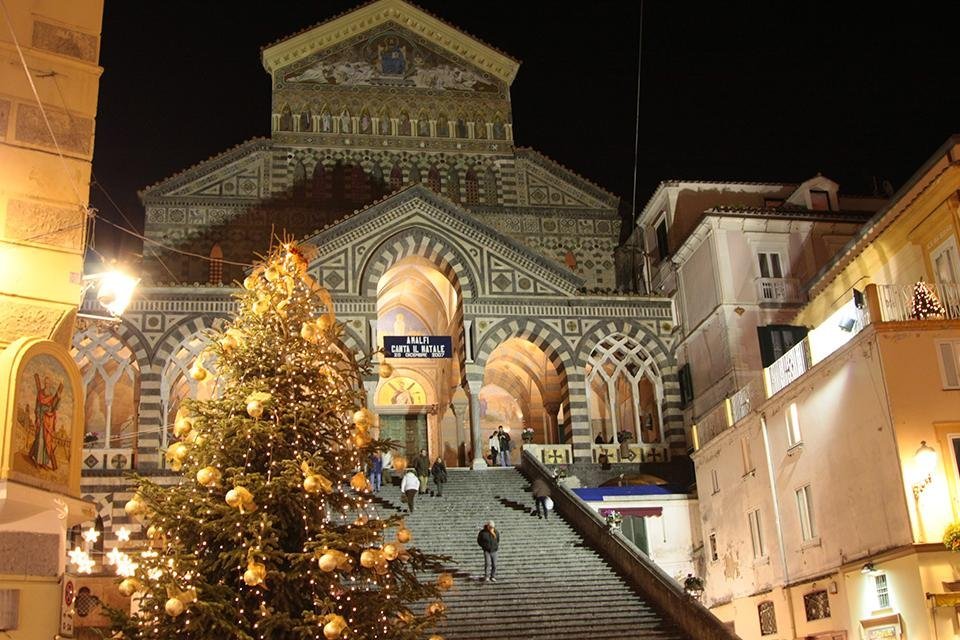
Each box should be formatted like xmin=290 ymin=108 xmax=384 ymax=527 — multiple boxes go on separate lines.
xmin=629 ymin=0 xmax=645 ymax=233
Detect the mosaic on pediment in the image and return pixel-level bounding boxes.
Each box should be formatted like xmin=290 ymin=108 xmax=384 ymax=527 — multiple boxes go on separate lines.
xmin=278 ymin=25 xmax=503 ymax=96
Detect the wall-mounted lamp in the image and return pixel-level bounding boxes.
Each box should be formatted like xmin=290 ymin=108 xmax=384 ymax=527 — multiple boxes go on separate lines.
xmin=838 ymin=315 xmax=857 ymax=332
xmin=80 ymin=264 xmax=139 ymax=320
xmin=912 ymin=440 xmax=937 ymax=499
xmin=861 ymin=562 xmax=875 ymax=575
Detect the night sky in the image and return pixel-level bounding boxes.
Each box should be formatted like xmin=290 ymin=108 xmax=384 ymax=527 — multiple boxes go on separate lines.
xmin=90 ymin=1 xmax=960 ymax=261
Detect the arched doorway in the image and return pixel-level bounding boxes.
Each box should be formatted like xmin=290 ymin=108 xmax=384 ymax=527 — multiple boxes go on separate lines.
xmin=586 ymin=334 xmax=664 ymax=447
xmin=482 ymin=337 xmax=564 ymax=464
xmin=374 ymin=255 xmax=465 ymax=464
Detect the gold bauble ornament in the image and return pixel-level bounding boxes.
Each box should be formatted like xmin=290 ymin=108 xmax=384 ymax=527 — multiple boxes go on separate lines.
xmin=300 ymin=322 xmax=318 ymax=342
xmin=196 ymin=466 xmax=221 ymax=487
xmin=353 ymin=408 xmax=375 ymax=428
xmin=167 ymin=442 xmax=188 ymax=461
xmin=303 ymin=473 xmax=332 ymax=494
xmin=252 ymin=297 xmax=270 ymax=315
xmin=189 ymin=363 xmax=208 ymax=381
xmin=246 ymin=400 xmax=264 ymax=419
xmin=243 ymin=568 xmax=262 ymax=586
xmin=437 ymin=573 xmax=454 ymax=590
xmin=349 ymin=472 xmax=370 ymax=492
xmin=378 ymin=361 xmax=394 ymax=378
xmin=168 ymin=458 xmax=183 ymax=472
xmin=225 ymin=487 xmax=249 ymax=509
xmin=382 ymin=543 xmax=399 ymax=561
xmin=118 ymin=578 xmax=140 ymax=597
xmin=426 ymin=601 xmax=446 ymax=616
xmin=323 ymin=615 xmax=347 ymax=640
xmin=359 ymin=549 xmax=377 ymax=568
xmin=164 ymin=597 xmax=185 ymax=618
xmin=219 ymin=334 xmax=238 ymax=351
xmin=146 ymin=525 xmax=161 ymax=539
xmin=351 ymin=431 xmax=371 ymax=448
xmin=173 ymin=416 xmax=193 ymax=438
xmin=397 ymin=610 xmax=415 ymax=625
xmin=264 ymin=266 xmax=280 ymax=282
xmin=397 ymin=527 xmax=411 ymax=543
xmin=317 ymin=552 xmax=338 ymax=573
xmin=225 ymin=328 xmax=245 ymax=348
xmin=242 ymin=275 xmax=257 ymax=290
xmin=123 ymin=497 xmax=144 ymax=516
xmin=392 ymin=455 xmax=408 ymax=472
xmin=316 ymin=314 xmax=333 ymax=332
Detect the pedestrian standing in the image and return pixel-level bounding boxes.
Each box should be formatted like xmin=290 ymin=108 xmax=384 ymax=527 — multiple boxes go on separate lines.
xmin=531 ymin=477 xmax=551 ymax=520
xmin=413 ymin=448 xmax=430 ymax=495
xmin=368 ymin=452 xmax=383 ymax=492
xmin=381 ymin=449 xmax=393 ymax=486
xmin=400 ymin=469 xmax=420 ymax=513
xmin=477 ymin=521 xmax=500 ymax=582
xmin=497 ymin=425 xmax=512 ymax=467
xmin=488 ymin=431 xmax=500 ymax=466
xmin=431 ymin=457 xmax=448 ymax=497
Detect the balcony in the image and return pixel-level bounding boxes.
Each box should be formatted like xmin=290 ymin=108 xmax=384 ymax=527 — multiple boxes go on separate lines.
xmin=874 ymin=282 xmax=960 ymax=321
xmin=756 ymin=277 xmax=802 ymax=304
xmin=763 ymin=340 xmax=811 ymax=398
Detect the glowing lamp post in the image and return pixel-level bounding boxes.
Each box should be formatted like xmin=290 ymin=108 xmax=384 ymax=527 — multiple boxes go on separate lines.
xmin=81 ymin=265 xmax=139 ymax=319
xmin=912 ymin=441 xmax=937 ymax=499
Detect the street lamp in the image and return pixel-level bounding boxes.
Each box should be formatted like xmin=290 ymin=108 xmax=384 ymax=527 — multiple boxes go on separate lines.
xmin=80 ymin=264 xmax=139 ymax=319
xmin=912 ymin=440 xmax=937 ymax=499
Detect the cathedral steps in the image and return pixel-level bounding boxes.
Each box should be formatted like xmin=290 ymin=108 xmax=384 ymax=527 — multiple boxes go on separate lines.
xmin=371 ymin=468 xmax=688 ymax=640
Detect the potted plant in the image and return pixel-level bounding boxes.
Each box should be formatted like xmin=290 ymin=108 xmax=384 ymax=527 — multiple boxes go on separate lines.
xmin=683 ymin=574 xmax=704 ymax=600
xmin=605 ymin=510 xmax=623 ymax=530
xmin=521 ymin=427 xmax=535 ymax=443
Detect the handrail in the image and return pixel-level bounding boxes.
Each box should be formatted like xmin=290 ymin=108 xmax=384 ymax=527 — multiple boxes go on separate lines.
xmin=519 ymin=450 xmax=741 ymax=640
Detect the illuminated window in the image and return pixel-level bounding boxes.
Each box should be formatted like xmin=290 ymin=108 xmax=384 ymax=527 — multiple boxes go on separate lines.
xmin=936 ymin=340 xmax=960 ymax=389
xmin=874 ymin=573 xmax=889 ymax=609
xmin=748 ymin=509 xmax=765 ymax=558
xmin=803 ymin=590 xmax=830 ymax=620
xmin=758 ymin=601 xmax=777 ymax=635
xmin=796 ymin=484 xmax=817 ymax=541
xmin=786 ymin=403 xmax=802 ymax=447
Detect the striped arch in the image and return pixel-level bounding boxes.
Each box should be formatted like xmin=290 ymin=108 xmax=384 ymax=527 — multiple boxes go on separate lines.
xmin=577 ymin=320 xmax=684 ymax=453
xmin=359 ymin=227 xmax=475 ymax=384
xmin=472 ymin=318 xmax=576 ymax=445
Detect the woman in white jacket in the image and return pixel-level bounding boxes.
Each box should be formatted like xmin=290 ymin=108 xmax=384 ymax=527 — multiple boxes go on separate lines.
xmin=488 ymin=431 xmax=500 ymax=466
xmin=400 ymin=468 xmax=420 ymax=513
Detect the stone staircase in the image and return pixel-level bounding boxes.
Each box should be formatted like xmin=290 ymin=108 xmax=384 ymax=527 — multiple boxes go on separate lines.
xmin=371 ymin=467 xmax=689 ymax=640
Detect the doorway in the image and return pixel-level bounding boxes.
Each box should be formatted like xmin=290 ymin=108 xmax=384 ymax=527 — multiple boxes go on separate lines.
xmin=379 ymin=413 xmax=428 ymax=456
xmin=621 ymin=516 xmax=649 ymax=555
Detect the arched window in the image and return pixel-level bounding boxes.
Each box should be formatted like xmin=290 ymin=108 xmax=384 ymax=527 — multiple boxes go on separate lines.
xmin=379 ymin=108 xmax=391 ymax=135
xmin=758 ymin=601 xmax=777 ymax=636
xmin=299 ymin=109 xmax=312 ymax=132
xmin=72 ymin=329 xmax=140 ymax=450
xmin=359 ymin=110 xmax=372 ymax=134
xmin=390 ymin=163 xmax=404 ymax=192
xmin=427 ymin=166 xmax=442 ymax=193
xmin=369 ymin=163 xmax=384 ymax=196
xmin=493 ymin=114 xmax=506 ymax=140
xmin=464 ymin=168 xmax=479 ymax=204
xmin=484 ymin=167 xmax=498 ymax=205
xmin=456 ymin=117 xmax=468 ymax=138
xmin=586 ymin=334 xmax=663 ymax=445
xmin=161 ymin=334 xmax=218 ymax=449
xmin=409 ymin=165 xmax=422 ymax=184
xmin=437 ymin=113 xmax=449 ymax=137
xmin=320 ymin=108 xmax=333 ymax=132
xmin=278 ymin=105 xmax=293 ymax=132
xmin=346 ymin=164 xmax=372 ymax=205
xmin=445 ymin=167 xmax=460 ymax=202
xmin=208 ymin=243 xmax=223 ymax=285
xmin=417 ymin=112 xmax=430 ymax=136
xmin=313 ymin=162 xmax=331 ymax=202
xmin=398 ymin=111 xmax=411 ymax=136
xmin=339 ymin=109 xmax=351 ymax=133
xmin=292 ymin=161 xmax=306 ymax=199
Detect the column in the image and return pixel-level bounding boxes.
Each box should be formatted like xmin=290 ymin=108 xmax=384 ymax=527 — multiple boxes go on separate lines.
xmin=467 ymin=379 xmax=487 ymax=469
xmin=543 ymin=402 xmax=560 ymax=446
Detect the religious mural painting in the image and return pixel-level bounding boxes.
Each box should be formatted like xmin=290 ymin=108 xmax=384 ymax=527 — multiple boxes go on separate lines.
xmin=13 ymin=353 xmax=74 ymax=485
xmin=375 ymin=376 xmax=427 ymax=406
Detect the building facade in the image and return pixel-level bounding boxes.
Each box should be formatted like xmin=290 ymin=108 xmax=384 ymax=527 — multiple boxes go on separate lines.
xmin=690 ymin=138 xmax=960 ymax=639
xmin=74 ymin=0 xmax=685 ymax=554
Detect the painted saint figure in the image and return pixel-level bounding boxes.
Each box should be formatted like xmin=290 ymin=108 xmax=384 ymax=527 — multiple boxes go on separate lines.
xmin=29 ymin=374 xmax=63 ymax=471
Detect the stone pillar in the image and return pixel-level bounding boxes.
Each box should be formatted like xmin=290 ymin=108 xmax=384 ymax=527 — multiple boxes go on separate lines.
xmin=451 ymin=387 xmax=469 ymax=466
xmin=467 ymin=380 xmax=487 ymax=469
xmin=543 ymin=402 xmax=560 ymax=445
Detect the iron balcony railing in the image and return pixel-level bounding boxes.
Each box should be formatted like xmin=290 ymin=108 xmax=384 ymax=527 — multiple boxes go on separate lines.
xmin=756 ymin=277 xmax=803 ymax=304
xmin=875 ymin=282 xmax=960 ymax=322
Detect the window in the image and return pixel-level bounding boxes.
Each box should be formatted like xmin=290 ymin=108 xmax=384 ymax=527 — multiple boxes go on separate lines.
xmin=208 ymin=243 xmax=223 ymax=285
xmin=678 ymin=363 xmax=694 ymax=407
xmin=764 ymin=198 xmax=784 ymax=209
xmin=757 ymin=252 xmax=784 ymax=279
xmin=464 ymin=168 xmax=479 ymax=204
xmin=655 ymin=218 xmax=669 ymax=261
xmin=748 ymin=509 xmax=765 ymax=558
xmin=741 ymin=437 xmax=754 ymax=475
xmin=758 ymin=601 xmax=777 ymax=635
xmin=796 ymin=484 xmax=817 ymax=541
xmin=708 ymin=532 xmax=718 ymax=561
xmin=711 ymin=468 xmax=720 ymax=494
xmin=786 ymin=403 xmax=802 ymax=447
xmin=803 ymin=590 xmax=831 ymax=621
xmin=809 ymin=189 xmax=831 ymax=211
xmin=757 ymin=325 xmax=808 ymax=367
xmin=874 ymin=573 xmax=890 ymax=609
xmin=936 ymin=340 xmax=960 ymax=389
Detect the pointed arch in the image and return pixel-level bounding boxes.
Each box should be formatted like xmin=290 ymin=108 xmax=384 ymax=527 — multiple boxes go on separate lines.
xmin=379 ymin=107 xmax=391 ymax=135
xmin=359 ymin=108 xmax=372 ymax=134
xmin=474 ymin=114 xmax=487 ymax=139
xmin=299 ymin=108 xmax=313 ymax=132
xmin=437 ymin=113 xmax=449 ymax=137
xmin=292 ymin=160 xmax=307 ymax=199
xmin=483 ymin=166 xmax=498 ymax=205
xmin=339 ymin=108 xmax=351 ymax=133
xmin=389 ymin=163 xmax=404 ymax=192
xmin=445 ymin=165 xmax=461 ymax=202
xmin=278 ymin=105 xmax=293 ymax=132
xmin=464 ymin=167 xmax=480 ymax=204
xmin=398 ymin=111 xmax=411 ymax=136
xmin=417 ymin=111 xmax=430 ymax=136
xmin=409 ymin=164 xmax=422 ymax=184
xmin=493 ymin=114 xmax=506 ymax=140
xmin=455 ymin=115 xmax=468 ymax=138
xmin=313 ymin=161 xmax=331 ymax=201
xmin=208 ymin=243 xmax=223 ymax=285
xmin=427 ymin=166 xmax=442 ymax=193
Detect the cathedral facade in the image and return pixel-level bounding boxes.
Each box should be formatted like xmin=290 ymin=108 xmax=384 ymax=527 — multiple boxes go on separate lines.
xmin=75 ymin=0 xmax=682 ymax=530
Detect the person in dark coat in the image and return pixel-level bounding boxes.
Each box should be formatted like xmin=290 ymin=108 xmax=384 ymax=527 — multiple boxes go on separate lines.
xmin=431 ymin=457 xmax=448 ymax=497
xmin=531 ymin=477 xmax=551 ymax=520
xmin=496 ymin=426 xmax=512 ymax=467
xmin=412 ymin=448 xmax=430 ymax=495
xmin=477 ymin=521 xmax=500 ymax=582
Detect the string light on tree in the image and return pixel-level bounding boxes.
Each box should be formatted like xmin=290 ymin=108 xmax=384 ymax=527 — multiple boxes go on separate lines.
xmin=910 ymin=279 xmax=946 ymax=319
xmin=103 ymin=242 xmax=450 ymax=639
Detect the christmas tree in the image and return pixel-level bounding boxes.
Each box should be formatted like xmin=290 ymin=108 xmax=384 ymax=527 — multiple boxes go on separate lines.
xmin=108 ymin=243 xmax=451 ymax=640
xmin=910 ymin=279 xmax=946 ymax=320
